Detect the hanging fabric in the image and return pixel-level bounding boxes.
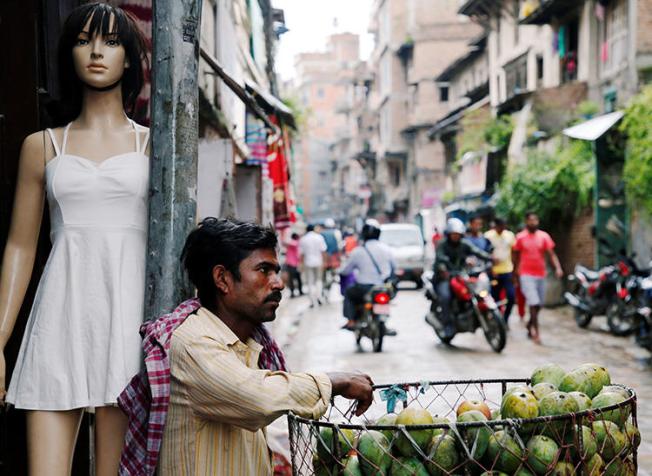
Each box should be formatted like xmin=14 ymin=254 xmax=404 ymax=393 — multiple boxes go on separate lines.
xmin=558 ymin=25 xmax=567 ymax=58
xmin=601 ymin=41 xmax=609 ymax=63
xmin=595 ymin=3 xmax=606 ymax=21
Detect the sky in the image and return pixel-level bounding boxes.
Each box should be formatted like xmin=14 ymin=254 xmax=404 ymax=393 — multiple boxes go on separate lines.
xmin=273 ymin=0 xmax=374 ymax=81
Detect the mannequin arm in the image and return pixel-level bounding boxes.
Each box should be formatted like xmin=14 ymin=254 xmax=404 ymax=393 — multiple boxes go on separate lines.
xmin=0 ymin=132 xmax=47 ymax=349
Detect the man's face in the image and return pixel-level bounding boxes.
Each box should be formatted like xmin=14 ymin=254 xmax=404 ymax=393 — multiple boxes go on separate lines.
xmin=526 ymin=214 xmax=540 ymax=232
xmin=224 ymin=248 xmax=285 ymax=324
xmin=469 ymin=218 xmax=483 ymax=234
xmin=449 ymin=232 xmax=462 ymax=243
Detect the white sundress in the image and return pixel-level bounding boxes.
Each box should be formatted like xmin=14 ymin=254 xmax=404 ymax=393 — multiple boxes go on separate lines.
xmin=7 ymin=120 xmax=149 ymax=410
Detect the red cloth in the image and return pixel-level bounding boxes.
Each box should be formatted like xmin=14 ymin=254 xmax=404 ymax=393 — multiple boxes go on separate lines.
xmin=513 ymin=229 xmax=555 ymax=277
xmin=268 ymin=116 xmax=293 ymax=228
xmin=117 ymin=298 xmax=287 ymax=475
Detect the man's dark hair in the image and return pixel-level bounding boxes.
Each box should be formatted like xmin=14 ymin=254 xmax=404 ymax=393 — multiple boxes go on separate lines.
xmin=525 ymin=211 xmax=538 ymax=219
xmin=181 ymin=218 xmax=278 ymax=303
xmin=55 ymin=3 xmax=149 ymax=124
xmin=469 ymin=214 xmax=483 ymax=223
xmin=494 ymin=217 xmax=506 ymax=226
xmin=291 ymin=232 xmax=299 ymax=240
xmin=306 ymin=224 xmax=315 ymax=232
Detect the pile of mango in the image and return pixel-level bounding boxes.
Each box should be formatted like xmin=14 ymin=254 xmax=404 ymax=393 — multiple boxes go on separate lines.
xmin=310 ymin=363 xmax=639 ymax=475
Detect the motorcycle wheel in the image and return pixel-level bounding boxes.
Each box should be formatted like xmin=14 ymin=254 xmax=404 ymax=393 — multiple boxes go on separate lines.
xmin=574 ymin=307 xmax=593 ymax=328
xmin=482 ymin=309 xmax=507 ymax=353
xmin=606 ymin=301 xmax=636 ymax=336
xmin=432 ymin=323 xmax=454 ymax=345
xmin=372 ymin=321 xmax=385 ymax=352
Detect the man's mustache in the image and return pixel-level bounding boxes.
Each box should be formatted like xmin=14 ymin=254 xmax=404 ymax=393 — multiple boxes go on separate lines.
xmin=264 ymin=291 xmax=283 ymax=303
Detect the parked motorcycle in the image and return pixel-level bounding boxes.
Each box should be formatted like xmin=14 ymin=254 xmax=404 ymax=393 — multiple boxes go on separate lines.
xmin=634 ymin=275 xmax=652 ymax=351
xmin=565 ymin=237 xmax=645 ymax=336
xmin=564 ymin=263 xmax=619 ymax=328
xmin=353 ymin=283 xmax=396 ymax=352
xmin=423 ymin=264 xmax=507 ymax=353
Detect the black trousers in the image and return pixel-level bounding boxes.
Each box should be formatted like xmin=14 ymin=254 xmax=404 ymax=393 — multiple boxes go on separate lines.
xmin=343 ymin=283 xmax=374 ymax=319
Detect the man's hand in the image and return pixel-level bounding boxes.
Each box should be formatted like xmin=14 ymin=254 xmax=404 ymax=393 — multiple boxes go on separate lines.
xmin=327 ymin=372 xmax=374 ymax=416
xmin=555 ymin=267 xmax=564 ymax=279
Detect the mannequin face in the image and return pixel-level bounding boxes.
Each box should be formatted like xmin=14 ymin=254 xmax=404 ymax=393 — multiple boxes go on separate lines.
xmin=72 ymin=13 xmax=128 ymax=89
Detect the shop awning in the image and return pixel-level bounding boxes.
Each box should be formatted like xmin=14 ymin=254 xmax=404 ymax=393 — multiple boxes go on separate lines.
xmin=520 ymin=0 xmax=582 ymax=25
xmin=562 ymin=111 xmax=624 ymax=141
xmin=199 ymin=47 xmax=280 ymax=135
xmin=245 ymin=80 xmax=296 ymax=129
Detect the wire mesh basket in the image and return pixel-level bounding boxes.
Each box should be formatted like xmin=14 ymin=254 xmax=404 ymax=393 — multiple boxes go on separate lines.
xmin=287 ymin=378 xmax=638 ymax=476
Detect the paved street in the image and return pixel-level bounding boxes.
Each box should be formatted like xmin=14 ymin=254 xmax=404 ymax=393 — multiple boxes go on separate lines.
xmin=274 ymin=284 xmax=652 ymax=473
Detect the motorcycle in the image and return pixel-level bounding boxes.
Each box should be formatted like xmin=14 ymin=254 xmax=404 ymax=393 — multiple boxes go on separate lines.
xmin=423 ymin=263 xmax=507 ymax=353
xmin=353 ymin=283 xmax=396 ymax=352
xmin=564 ymin=263 xmax=619 ymax=328
xmin=634 ymin=275 xmax=652 ymax=351
xmin=564 ymin=237 xmax=645 ymax=336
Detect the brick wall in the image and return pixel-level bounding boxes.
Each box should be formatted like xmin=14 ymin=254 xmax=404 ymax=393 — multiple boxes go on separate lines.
xmin=637 ymin=0 xmax=652 ymax=54
xmin=552 ymin=208 xmax=596 ymax=272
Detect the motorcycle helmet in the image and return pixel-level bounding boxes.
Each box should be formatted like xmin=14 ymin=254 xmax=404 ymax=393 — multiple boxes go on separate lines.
xmin=361 ymin=219 xmax=381 ymax=241
xmin=445 ymin=217 xmax=466 ymax=235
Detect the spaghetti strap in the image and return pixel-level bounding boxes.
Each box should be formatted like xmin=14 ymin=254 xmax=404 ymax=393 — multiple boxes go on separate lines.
xmin=140 ymin=130 xmax=150 ymax=155
xmin=129 ymin=120 xmax=141 ymax=154
xmin=60 ymin=123 xmax=72 ymax=155
xmin=46 ymin=128 xmax=61 ymax=157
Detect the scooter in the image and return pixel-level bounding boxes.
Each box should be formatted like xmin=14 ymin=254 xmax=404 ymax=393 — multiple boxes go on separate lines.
xmin=423 ymin=263 xmax=507 ymax=353
xmin=353 ymin=283 xmax=396 ymax=352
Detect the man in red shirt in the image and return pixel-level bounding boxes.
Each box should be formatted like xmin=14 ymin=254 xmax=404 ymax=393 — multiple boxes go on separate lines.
xmin=512 ymin=212 xmax=563 ymax=344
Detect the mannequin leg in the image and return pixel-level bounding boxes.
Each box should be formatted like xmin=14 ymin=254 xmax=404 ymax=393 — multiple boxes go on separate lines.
xmin=95 ymin=406 xmax=128 ymax=476
xmin=27 ymin=409 xmax=84 ymax=476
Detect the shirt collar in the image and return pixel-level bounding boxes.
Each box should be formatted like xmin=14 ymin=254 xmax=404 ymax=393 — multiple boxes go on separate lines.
xmin=196 ymin=307 xmax=263 ymax=352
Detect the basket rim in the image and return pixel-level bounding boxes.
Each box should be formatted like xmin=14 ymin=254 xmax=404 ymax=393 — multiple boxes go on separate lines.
xmin=287 ymin=380 xmax=637 ymax=431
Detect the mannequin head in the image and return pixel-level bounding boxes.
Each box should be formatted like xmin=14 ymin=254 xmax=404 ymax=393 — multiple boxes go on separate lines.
xmin=57 ymin=3 xmax=148 ymax=122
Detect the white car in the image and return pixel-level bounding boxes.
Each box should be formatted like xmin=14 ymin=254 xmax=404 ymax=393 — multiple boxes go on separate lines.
xmin=379 ymin=223 xmax=426 ymax=288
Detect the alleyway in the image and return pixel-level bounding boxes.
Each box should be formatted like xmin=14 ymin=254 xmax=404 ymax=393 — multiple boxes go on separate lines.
xmin=274 ymin=285 xmax=652 ymax=473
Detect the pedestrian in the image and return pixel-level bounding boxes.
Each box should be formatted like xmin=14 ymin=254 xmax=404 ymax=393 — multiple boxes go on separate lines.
xmin=485 ymin=217 xmax=516 ymax=326
xmin=299 ymin=224 xmax=328 ymax=307
xmin=343 ymin=228 xmax=359 ymax=256
xmin=283 ymin=232 xmax=303 ymax=297
xmin=432 ymin=226 xmax=443 ymax=246
xmin=512 ymin=212 xmax=563 ymax=344
xmin=320 ymin=218 xmax=343 ymax=300
xmin=466 ymin=215 xmax=492 ymax=253
xmin=153 ymin=218 xmax=373 ymax=476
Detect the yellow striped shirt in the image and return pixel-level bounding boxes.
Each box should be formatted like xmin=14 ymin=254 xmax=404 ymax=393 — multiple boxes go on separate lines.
xmin=158 ymin=307 xmax=332 ymax=476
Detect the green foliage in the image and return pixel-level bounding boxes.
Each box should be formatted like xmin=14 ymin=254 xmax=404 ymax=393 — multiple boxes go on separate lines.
xmin=495 ymin=140 xmax=595 ymax=228
xmin=484 ymin=115 xmax=514 ymax=149
xmin=282 ymin=95 xmax=310 ymax=136
xmin=620 ymin=85 xmax=652 ymax=215
xmin=457 ymin=111 xmax=513 ymax=161
xmin=576 ymin=101 xmax=600 ymax=120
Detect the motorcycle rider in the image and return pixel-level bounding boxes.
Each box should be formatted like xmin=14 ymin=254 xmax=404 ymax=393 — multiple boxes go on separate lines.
xmin=340 ymin=219 xmax=397 ymax=333
xmin=434 ymin=218 xmax=493 ymax=337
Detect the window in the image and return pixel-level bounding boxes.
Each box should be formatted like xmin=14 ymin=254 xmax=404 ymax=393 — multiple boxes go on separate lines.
xmin=504 ymin=53 xmax=528 ymax=100
xmin=536 ymin=55 xmax=544 ymax=86
xmin=599 ymin=0 xmax=628 ymax=78
xmin=381 ymin=54 xmax=392 ymax=96
xmin=439 ymin=85 xmax=449 ymax=102
xmin=388 ymin=162 xmax=401 ymax=187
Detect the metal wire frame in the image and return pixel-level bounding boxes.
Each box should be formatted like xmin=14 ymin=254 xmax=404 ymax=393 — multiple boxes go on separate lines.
xmin=288 ymin=378 xmax=638 ymax=476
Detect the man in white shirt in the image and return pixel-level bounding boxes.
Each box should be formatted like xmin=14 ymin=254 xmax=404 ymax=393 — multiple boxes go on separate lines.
xmin=299 ymin=225 xmax=328 ymax=307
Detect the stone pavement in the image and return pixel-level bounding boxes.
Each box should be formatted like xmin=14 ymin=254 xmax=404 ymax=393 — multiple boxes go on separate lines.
xmin=272 ymin=285 xmax=652 ymax=474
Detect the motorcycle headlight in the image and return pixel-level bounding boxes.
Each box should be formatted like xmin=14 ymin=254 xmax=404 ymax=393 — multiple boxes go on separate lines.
xmin=478 ymin=289 xmax=489 ymax=298
xmin=477 ymin=273 xmax=491 ymax=293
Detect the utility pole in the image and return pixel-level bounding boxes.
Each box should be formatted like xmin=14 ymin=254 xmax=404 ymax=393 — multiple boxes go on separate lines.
xmin=145 ymin=0 xmax=203 ymax=319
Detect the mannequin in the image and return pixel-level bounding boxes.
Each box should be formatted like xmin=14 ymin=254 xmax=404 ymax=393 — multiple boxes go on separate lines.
xmin=0 ymin=4 xmax=149 ymax=475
